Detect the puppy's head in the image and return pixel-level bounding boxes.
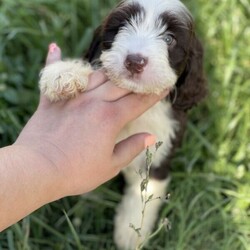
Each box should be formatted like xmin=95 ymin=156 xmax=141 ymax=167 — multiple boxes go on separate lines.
xmin=85 ymin=0 xmax=206 ymax=109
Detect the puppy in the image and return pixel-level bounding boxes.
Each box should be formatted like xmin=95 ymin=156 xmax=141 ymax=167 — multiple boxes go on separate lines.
xmin=39 ymin=0 xmax=207 ymax=249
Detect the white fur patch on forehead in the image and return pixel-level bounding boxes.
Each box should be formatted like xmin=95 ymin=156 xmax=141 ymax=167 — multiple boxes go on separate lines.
xmin=122 ymin=0 xmax=191 ymax=22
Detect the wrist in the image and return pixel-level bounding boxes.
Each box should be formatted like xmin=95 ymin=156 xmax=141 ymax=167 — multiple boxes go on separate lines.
xmin=13 ymin=136 xmax=72 ymax=199
xmin=0 ymin=144 xmax=68 ymax=231
xmin=7 ymin=144 xmax=65 ymax=203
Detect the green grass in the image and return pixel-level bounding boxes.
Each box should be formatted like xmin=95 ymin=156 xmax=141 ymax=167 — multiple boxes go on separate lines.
xmin=0 ymin=0 xmax=249 ymax=249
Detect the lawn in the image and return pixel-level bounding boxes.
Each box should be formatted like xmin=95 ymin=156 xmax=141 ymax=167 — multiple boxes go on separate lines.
xmin=0 ymin=0 xmax=249 ymax=249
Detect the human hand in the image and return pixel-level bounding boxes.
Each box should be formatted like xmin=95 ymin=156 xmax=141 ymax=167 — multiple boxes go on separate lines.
xmin=15 ymin=43 xmax=169 ymax=197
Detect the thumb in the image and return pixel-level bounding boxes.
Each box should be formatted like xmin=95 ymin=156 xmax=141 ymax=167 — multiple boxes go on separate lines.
xmin=112 ymin=133 xmax=156 ymax=169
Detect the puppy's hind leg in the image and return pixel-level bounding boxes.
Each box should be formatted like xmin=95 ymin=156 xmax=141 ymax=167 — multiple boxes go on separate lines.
xmin=39 ymin=44 xmax=93 ymax=102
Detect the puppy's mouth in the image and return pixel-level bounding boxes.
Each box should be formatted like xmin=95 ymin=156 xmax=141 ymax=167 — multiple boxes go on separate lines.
xmin=126 ymin=71 xmax=143 ymax=80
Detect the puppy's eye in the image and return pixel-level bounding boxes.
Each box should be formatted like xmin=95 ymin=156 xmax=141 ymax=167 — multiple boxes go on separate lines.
xmin=164 ymin=34 xmax=175 ymax=45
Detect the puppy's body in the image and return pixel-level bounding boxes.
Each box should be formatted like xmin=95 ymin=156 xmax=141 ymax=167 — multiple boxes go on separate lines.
xmin=40 ymin=0 xmax=206 ymax=249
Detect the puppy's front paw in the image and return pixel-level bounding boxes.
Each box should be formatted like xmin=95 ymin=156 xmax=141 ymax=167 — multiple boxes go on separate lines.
xmin=39 ymin=60 xmax=92 ymax=102
xmin=114 ymin=189 xmax=148 ymax=250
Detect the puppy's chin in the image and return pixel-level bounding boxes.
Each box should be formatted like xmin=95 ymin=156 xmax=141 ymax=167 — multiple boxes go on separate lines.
xmin=103 ymin=67 xmax=177 ymax=95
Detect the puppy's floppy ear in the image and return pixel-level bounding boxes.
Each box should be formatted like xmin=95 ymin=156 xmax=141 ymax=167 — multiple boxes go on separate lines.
xmin=84 ymin=25 xmax=103 ymax=63
xmin=171 ymin=36 xmax=207 ymax=112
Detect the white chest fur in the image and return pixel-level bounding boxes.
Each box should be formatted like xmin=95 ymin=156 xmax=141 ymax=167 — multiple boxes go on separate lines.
xmin=117 ymin=100 xmax=178 ymax=180
xmin=114 ymin=100 xmax=178 ymax=248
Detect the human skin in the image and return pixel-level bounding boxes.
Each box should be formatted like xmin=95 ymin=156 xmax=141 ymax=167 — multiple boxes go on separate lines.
xmin=0 ymin=44 xmax=169 ymax=231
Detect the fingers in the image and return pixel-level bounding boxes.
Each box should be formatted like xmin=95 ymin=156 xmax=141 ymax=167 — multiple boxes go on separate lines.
xmin=112 ymin=133 xmax=156 ymax=169
xmin=93 ymin=81 xmax=131 ymax=101
xmin=85 ymin=69 xmax=109 ymax=91
xmin=45 ymin=43 xmax=62 ymax=65
xmin=114 ymin=89 xmax=170 ymax=125
xmin=39 ymin=43 xmax=62 ymax=107
xmin=86 ymin=71 xmax=131 ymax=101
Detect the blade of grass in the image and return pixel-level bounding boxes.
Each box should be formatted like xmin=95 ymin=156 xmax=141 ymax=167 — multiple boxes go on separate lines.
xmin=63 ymin=210 xmax=84 ymax=250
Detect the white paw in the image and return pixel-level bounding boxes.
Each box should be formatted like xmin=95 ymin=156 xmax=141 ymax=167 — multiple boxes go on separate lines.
xmin=114 ymin=201 xmax=144 ymax=250
xmin=114 ymin=189 xmax=159 ymax=249
xmin=39 ymin=60 xmax=92 ymax=102
xmin=114 ymin=179 xmax=169 ymax=250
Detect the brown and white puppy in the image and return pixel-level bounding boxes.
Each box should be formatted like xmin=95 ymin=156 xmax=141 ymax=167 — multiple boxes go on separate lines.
xmin=40 ymin=0 xmax=206 ymax=249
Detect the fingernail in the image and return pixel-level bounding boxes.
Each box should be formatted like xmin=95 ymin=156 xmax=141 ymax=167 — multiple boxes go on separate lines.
xmin=49 ymin=43 xmax=58 ymax=53
xmin=144 ymin=135 xmax=156 ymax=148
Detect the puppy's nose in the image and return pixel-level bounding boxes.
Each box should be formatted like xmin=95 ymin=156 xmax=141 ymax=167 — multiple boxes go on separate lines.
xmin=124 ymin=54 xmax=148 ymax=74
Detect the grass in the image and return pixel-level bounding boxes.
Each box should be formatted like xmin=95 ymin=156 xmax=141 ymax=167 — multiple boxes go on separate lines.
xmin=0 ymin=0 xmax=249 ymax=249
